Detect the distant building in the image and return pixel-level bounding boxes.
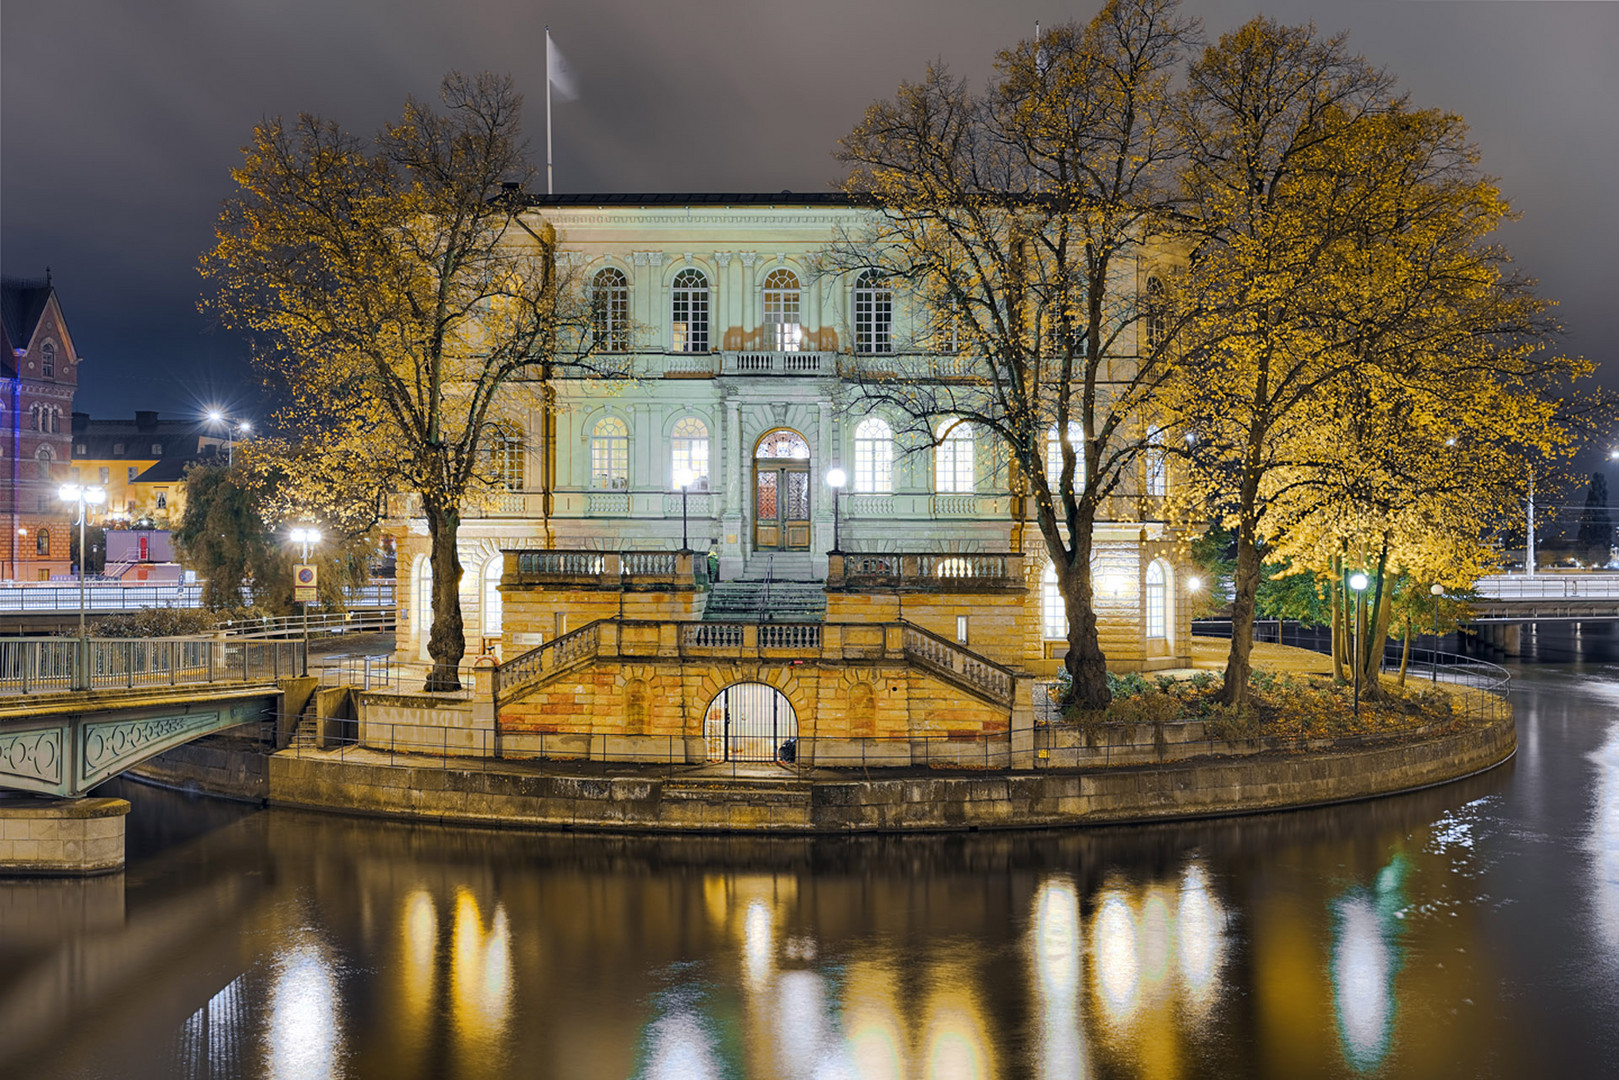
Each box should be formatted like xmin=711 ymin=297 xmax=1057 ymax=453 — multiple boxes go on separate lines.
xmin=2 ymin=275 xmax=79 ymax=580
xmin=69 ymin=411 xmax=228 ymax=527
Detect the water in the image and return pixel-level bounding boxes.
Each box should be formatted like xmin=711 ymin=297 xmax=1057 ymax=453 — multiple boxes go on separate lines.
xmin=3 ymin=629 xmax=1616 ymax=1078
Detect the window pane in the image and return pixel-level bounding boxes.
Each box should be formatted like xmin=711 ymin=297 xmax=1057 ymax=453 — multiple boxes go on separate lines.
xmin=671 ymin=269 xmax=708 ymax=353
xmin=854 ymin=417 xmax=892 ymax=494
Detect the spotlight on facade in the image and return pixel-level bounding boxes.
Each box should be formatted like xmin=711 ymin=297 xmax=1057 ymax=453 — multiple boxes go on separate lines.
xmin=1187 ymin=576 xmax=1203 ymax=592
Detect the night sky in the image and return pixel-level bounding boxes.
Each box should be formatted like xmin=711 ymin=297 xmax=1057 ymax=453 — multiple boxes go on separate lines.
xmin=3 ymin=1 xmax=1615 ymax=454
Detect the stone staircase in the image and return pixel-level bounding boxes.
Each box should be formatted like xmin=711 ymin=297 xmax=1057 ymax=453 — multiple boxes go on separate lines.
xmin=704 ymin=552 xmax=826 ymax=623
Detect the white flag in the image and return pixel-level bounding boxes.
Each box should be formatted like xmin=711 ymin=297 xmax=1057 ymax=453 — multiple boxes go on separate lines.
xmin=547 ymin=32 xmax=578 ymax=101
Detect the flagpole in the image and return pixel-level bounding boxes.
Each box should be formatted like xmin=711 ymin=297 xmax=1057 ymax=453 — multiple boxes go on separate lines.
xmin=546 ymin=27 xmax=555 ymax=194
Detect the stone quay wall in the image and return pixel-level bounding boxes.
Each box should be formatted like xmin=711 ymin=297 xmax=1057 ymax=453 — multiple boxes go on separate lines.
xmin=253 ymin=705 xmax=1514 ymax=834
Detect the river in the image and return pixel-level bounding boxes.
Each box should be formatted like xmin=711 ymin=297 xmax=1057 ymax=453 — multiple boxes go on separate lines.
xmin=2 ymin=624 xmax=1615 ymax=1078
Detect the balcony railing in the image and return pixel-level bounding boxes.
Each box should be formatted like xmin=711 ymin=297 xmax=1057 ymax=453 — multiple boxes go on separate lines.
xmin=827 ymin=551 xmax=1023 ymax=592
xmin=721 ymin=350 xmax=835 ymax=375
xmin=507 ymin=549 xmax=709 ymax=588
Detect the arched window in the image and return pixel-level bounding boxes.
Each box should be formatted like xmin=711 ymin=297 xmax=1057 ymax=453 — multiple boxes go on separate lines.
xmin=36 ymin=530 xmax=50 ymax=557
xmin=489 ymin=424 xmax=524 ymax=491
xmin=1043 ymin=562 xmax=1066 ymax=639
xmin=1144 ymin=276 xmax=1165 ymax=351
xmin=41 ymin=342 xmax=55 ymax=378
xmin=755 ymin=428 xmax=809 ymax=459
xmin=671 ymin=416 xmax=709 ymax=488
xmin=591 ymin=267 xmax=630 ymax=352
xmin=591 ymin=416 xmax=629 ymax=490
xmin=934 ymin=420 xmax=974 ymax=493
xmin=671 ymin=268 xmax=709 ymax=353
xmin=854 ymin=270 xmax=893 ymax=354
xmin=1046 ymin=421 xmax=1085 ymax=492
xmin=853 ymin=417 xmax=893 ymax=493
xmin=29 ymin=404 xmax=41 ymax=432
xmin=1145 ymin=560 xmax=1168 ymax=639
xmin=1145 ymin=426 xmax=1167 ymax=497
xmin=482 ymin=563 xmax=501 ymax=637
xmin=762 ymin=269 xmax=802 ymax=352
xmin=34 ymin=445 xmax=53 ymax=480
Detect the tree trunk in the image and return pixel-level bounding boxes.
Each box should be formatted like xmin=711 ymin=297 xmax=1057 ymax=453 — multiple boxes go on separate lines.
xmin=1357 ymin=544 xmax=1395 ymax=701
xmin=423 ymin=500 xmax=466 ymax=692
xmin=1061 ymin=552 xmax=1111 ymax=710
xmin=1217 ymin=514 xmax=1263 ymax=706
xmin=1397 ymin=620 xmax=1411 ymax=685
xmin=1330 ymin=571 xmax=1346 ymax=685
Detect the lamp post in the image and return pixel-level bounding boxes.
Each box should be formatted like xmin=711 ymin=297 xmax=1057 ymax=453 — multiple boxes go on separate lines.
xmin=1348 ymin=572 xmax=1369 ymax=718
xmin=825 ymin=467 xmax=847 ymax=555
xmin=1429 ymin=582 xmax=1444 ymax=684
xmin=59 ymin=483 xmax=107 ymax=689
xmin=205 ymin=410 xmax=253 ymax=467
xmin=674 ymin=470 xmax=695 ymax=553
xmin=289 ymin=526 xmax=321 ymax=676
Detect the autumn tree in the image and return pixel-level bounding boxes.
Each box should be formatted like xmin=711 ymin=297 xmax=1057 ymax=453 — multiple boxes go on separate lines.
xmin=1166 ymin=18 xmax=1579 ymax=705
xmin=837 ymin=0 xmax=1197 ymax=708
xmin=202 ymin=72 xmax=595 ymax=691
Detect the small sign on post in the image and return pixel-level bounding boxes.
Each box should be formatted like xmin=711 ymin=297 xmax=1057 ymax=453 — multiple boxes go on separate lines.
xmin=294 ymin=564 xmax=318 ymax=603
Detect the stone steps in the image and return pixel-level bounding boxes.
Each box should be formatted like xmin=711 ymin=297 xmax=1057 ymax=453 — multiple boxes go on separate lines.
xmin=704 ymin=579 xmax=826 ymax=622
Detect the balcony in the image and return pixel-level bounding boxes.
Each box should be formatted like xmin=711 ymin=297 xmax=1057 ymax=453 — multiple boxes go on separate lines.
xmin=721 ymin=351 xmax=835 ymax=376
xmin=506 ymin=549 xmax=709 ymax=589
xmin=827 ymin=551 xmax=1024 ymax=593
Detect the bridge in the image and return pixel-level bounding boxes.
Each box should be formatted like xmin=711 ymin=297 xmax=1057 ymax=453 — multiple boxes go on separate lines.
xmin=1470 ymin=573 xmax=1619 ymax=622
xmin=0 ymin=638 xmax=301 ymax=798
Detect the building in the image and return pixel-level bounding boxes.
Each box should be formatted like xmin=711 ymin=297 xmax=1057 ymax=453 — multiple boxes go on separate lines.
xmin=68 ymin=411 xmax=225 ymax=527
xmin=2 ymin=276 xmax=79 ymax=580
xmin=389 ymin=195 xmax=1193 ymax=762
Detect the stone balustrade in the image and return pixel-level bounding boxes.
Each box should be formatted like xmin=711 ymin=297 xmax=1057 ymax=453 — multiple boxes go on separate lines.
xmin=505 ymin=549 xmax=709 ymax=589
xmin=826 ymin=551 xmax=1024 ymax=592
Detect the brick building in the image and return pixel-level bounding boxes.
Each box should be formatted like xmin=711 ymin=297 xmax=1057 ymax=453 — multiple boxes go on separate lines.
xmin=2 ymin=276 xmax=78 ymax=580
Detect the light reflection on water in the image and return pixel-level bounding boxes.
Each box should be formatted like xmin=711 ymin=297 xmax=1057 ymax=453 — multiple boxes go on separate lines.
xmin=6 ymin=663 xmax=1619 ymax=1078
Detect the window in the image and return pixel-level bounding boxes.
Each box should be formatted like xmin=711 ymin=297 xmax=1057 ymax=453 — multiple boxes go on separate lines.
xmin=591 ymin=267 xmax=630 ymax=352
xmin=762 ymin=268 xmax=802 ymax=352
xmin=934 ymin=420 xmax=974 ymax=493
xmin=591 ymin=416 xmax=629 ymax=490
xmin=853 ymin=417 xmax=893 ymax=493
xmin=671 ymin=269 xmax=709 ymax=353
xmin=99 ymin=467 xmax=110 ymax=485
xmin=36 ymin=530 xmax=50 ymax=557
xmin=128 ymin=467 xmax=139 ymax=482
xmin=1146 ymin=560 xmax=1168 ymax=638
xmin=50 ymin=408 xmax=60 ymax=433
xmin=956 ymin=615 xmax=969 ymax=644
xmin=1144 ymin=276 xmax=1165 ymax=351
xmin=483 ymin=558 xmax=504 ymax=636
xmin=1045 ymin=421 xmax=1085 ymax=492
xmin=755 ymin=429 xmax=809 ymax=459
xmin=671 ymin=417 xmax=710 ymax=488
xmin=75 ymin=443 xmax=87 ymax=455
xmin=1043 ymin=562 xmax=1067 ymax=639
xmin=34 ymin=445 xmax=53 ymax=480
xmin=113 ymin=442 xmax=125 ymax=455
xmin=490 ymin=425 xmax=524 ymax=491
xmin=152 ymin=443 xmax=163 ymax=455
xmin=1145 ymin=426 xmax=1167 ymax=497
xmin=156 ymin=491 xmax=168 ymax=510
xmin=854 ymin=270 xmax=893 ymax=354
xmin=41 ymin=342 xmax=55 ymax=378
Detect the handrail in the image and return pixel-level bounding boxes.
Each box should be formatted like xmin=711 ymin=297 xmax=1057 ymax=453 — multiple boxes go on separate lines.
xmin=898 ymin=619 xmax=1015 ymax=706
xmin=760 ymin=554 xmax=773 ymax=622
xmin=492 ymin=618 xmax=608 ymax=703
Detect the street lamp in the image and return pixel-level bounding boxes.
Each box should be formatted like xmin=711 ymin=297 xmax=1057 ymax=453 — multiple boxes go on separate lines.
xmin=825 ymin=467 xmax=847 ymax=555
xmin=59 ymin=483 xmax=107 ymax=689
xmin=1429 ymin=582 xmax=1445 ymax=684
xmin=674 ymin=470 xmax=695 ymax=553
xmin=289 ymin=525 xmax=321 ymax=676
xmin=1348 ymin=572 xmax=1369 ymax=718
xmin=205 ymin=410 xmax=253 ymax=467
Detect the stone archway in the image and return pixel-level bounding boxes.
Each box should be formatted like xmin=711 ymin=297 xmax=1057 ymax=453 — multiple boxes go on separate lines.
xmin=702 ymin=682 xmax=798 ymax=763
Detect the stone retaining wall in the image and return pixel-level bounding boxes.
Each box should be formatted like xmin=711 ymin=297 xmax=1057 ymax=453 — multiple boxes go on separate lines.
xmin=260 ymin=705 xmax=1514 ymax=833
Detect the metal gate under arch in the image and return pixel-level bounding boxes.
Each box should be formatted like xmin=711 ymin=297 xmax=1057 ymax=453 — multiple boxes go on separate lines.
xmin=703 ymin=683 xmax=798 ymax=763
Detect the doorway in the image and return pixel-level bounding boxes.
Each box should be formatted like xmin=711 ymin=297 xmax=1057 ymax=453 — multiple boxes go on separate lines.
xmin=753 ymin=428 xmax=811 ymax=551
xmin=703 ymin=682 xmax=798 ymax=763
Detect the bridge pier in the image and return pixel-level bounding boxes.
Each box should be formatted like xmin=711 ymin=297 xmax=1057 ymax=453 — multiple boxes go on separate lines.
xmin=0 ymin=796 xmax=128 ymax=875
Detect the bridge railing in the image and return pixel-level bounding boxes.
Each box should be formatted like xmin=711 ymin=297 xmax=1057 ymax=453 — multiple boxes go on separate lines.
xmin=0 ymin=581 xmax=396 ymax=613
xmin=221 ymin=608 xmax=397 ymax=639
xmin=1473 ymin=573 xmax=1619 ymax=600
xmin=0 ymin=637 xmax=305 ymax=695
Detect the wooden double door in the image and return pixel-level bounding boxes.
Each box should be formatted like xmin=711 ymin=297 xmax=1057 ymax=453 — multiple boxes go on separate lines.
xmin=754 ymin=463 xmax=810 ymax=550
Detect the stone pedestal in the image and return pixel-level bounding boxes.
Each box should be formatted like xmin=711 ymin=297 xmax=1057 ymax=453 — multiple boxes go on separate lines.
xmin=0 ymin=797 xmax=129 ymax=876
